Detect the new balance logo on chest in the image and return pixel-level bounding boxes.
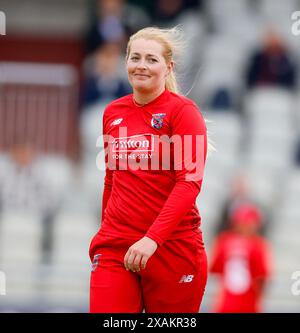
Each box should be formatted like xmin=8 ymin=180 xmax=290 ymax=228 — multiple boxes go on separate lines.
xmin=111 ymin=118 xmax=123 ymax=126
xmin=179 ymin=275 xmax=194 ymax=283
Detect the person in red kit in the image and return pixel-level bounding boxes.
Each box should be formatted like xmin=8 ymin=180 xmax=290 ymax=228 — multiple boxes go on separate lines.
xmin=89 ymin=26 xmax=210 ymax=313
xmin=209 ymin=203 xmax=272 ymax=313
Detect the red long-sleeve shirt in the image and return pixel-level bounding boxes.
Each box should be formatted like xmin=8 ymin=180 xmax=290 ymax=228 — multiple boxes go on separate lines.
xmin=90 ymin=89 xmax=207 ymax=255
xmin=210 ymin=231 xmax=272 ymax=313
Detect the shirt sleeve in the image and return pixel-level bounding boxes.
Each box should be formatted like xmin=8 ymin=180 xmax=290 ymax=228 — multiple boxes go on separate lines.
xmin=101 ymin=109 xmax=114 ymax=223
xmin=101 ymin=168 xmax=113 ymax=223
xmin=145 ymin=103 xmax=207 ymax=246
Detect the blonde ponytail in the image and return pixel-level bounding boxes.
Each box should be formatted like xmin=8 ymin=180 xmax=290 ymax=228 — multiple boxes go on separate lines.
xmin=165 ymin=70 xmax=179 ymax=94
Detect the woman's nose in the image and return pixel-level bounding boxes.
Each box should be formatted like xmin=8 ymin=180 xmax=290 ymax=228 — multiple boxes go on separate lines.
xmin=136 ymin=59 xmax=147 ymax=69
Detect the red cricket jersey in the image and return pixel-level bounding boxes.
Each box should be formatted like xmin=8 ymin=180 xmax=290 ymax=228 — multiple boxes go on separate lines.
xmin=89 ymin=89 xmax=207 ymax=258
xmin=209 ymin=231 xmax=272 ymax=313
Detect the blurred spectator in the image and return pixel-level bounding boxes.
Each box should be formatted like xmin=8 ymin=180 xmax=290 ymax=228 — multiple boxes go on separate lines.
xmin=127 ymin=0 xmax=152 ymax=13
xmin=0 ymin=142 xmax=69 ymax=263
xmin=215 ymin=173 xmax=252 ymax=234
xmin=209 ymin=203 xmax=272 ymax=313
xmin=208 ymin=86 xmax=234 ymax=110
xmin=82 ymin=41 xmax=131 ymax=108
xmin=150 ymin=0 xmax=202 ymax=26
xmin=245 ymin=29 xmax=297 ymax=90
xmin=86 ymin=0 xmax=150 ymax=55
xmin=0 ymin=143 xmax=49 ymax=214
xmin=151 ymin=0 xmax=185 ymax=26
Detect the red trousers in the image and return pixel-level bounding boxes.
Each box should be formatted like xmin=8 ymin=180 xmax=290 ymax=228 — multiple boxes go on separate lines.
xmin=89 ymin=232 xmax=207 ymax=313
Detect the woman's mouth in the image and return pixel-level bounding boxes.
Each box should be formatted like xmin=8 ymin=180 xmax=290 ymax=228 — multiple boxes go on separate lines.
xmin=134 ymin=74 xmax=150 ymax=78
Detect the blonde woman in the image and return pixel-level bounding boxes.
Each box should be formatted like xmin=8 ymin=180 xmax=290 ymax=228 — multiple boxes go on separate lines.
xmin=89 ymin=27 xmax=208 ymax=313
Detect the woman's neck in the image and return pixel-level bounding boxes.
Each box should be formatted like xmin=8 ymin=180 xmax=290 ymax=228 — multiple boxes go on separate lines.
xmin=133 ymin=86 xmax=165 ymax=106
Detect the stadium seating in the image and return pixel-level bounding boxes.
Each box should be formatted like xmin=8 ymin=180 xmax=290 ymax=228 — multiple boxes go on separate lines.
xmin=0 ymin=212 xmax=43 ymax=267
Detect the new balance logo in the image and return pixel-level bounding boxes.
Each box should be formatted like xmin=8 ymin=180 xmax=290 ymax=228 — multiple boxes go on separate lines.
xmin=111 ymin=118 xmax=123 ymax=126
xmin=91 ymin=254 xmax=102 ymax=272
xmin=179 ymin=275 xmax=194 ymax=283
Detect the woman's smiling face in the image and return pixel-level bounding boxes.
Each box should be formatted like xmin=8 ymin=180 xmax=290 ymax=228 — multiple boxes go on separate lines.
xmin=126 ymin=38 xmax=171 ymax=94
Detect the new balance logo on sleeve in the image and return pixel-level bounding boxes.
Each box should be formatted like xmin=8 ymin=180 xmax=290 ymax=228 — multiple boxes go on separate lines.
xmin=179 ymin=275 xmax=194 ymax=283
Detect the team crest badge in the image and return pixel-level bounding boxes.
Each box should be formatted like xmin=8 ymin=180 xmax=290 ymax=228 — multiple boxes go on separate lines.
xmin=91 ymin=254 xmax=102 ymax=272
xmin=151 ymin=113 xmax=166 ymax=129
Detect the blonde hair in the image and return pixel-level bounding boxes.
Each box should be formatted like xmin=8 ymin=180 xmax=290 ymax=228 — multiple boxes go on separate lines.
xmin=126 ymin=26 xmax=183 ymax=94
xmin=126 ymin=26 xmax=215 ymax=154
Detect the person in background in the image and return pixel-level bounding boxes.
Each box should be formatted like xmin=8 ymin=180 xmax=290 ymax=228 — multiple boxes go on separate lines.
xmin=83 ymin=41 xmax=132 ymax=108
xmin=209 ymin=203 xmax=272 ymax=313
xmin=85 ymin=0 xmax=150 ymax=55
xmin=246 ymin=29 xmax=297 ymax=90
xmin=0 ymin=141 xmax=61 ymax=263
xmin=215 ymin=173 xmax=251 ymax=234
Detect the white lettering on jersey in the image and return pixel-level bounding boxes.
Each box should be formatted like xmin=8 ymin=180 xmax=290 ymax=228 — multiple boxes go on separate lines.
xmin=112 ymin=134 xmax=154 ymax=152
xmin=224 ymin=257 xmax=251 ymax=294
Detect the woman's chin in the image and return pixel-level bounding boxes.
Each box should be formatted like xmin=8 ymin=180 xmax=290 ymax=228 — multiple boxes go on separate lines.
xmin=132 ymin=83 xmax=152 ymax=93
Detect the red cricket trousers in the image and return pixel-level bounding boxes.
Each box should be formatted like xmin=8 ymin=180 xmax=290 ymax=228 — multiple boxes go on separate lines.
xmin=89 ymin=232 xmax=207 ymax=313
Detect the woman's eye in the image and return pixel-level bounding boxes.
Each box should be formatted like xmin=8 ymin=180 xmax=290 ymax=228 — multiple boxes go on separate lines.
xmin=131 ymin=57 xmax=139 ymax=61
xmin=148 ymin=58 xmax=157 ymax=63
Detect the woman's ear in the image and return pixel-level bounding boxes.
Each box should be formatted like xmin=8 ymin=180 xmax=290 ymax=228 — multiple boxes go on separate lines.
xmin=166 ymin=61 xmax=174 ymax=77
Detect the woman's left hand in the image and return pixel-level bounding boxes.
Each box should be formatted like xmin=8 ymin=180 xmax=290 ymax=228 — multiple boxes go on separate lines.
xmin=124 ymin=236 xmax=158 ymax=272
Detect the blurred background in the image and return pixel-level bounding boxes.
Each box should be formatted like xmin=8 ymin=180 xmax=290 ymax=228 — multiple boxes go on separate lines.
xmin=0 ymin=0 xmax=299 ymax=312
